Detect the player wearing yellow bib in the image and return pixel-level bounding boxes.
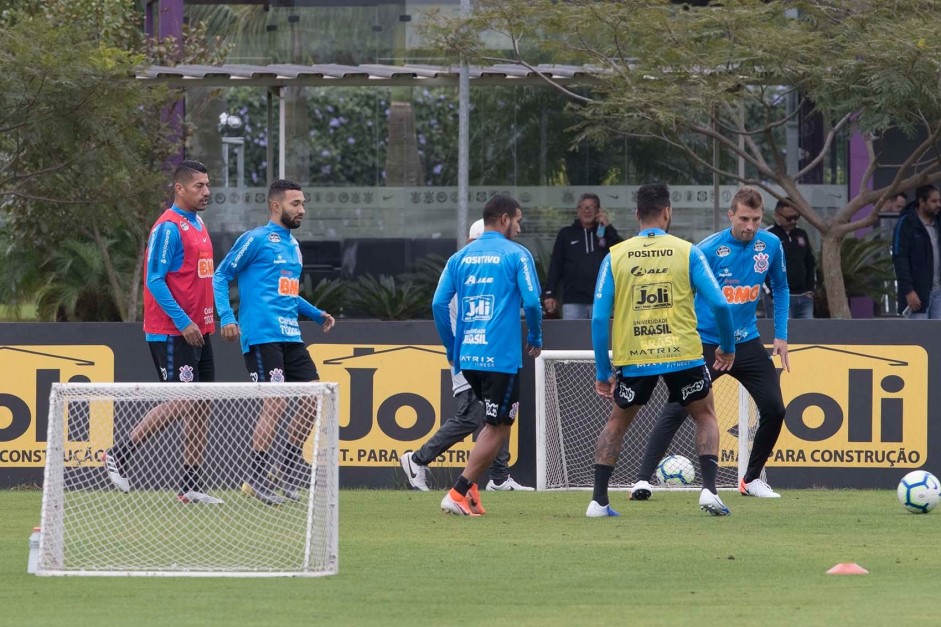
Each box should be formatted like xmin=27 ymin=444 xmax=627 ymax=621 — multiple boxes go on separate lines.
xmin=587 ymin=183 xmax=736 ymax=517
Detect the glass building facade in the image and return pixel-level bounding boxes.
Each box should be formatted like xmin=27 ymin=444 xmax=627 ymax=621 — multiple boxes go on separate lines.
xmin=165 ymin=1 xmax=847 ymax=279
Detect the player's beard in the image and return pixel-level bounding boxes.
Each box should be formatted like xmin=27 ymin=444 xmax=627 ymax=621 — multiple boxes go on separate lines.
xmin=735 ymin=228 xmax=755 ymax=242
xmin=280 ymin=213 xmax=301 ymax=229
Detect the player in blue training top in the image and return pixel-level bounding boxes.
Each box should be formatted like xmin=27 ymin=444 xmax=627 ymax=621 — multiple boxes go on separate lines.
xmin=630 ymin=186 xmax=791 ymax=502
xmin=432 ymin=194 xmax=543 ymax=516
xmin=214 ymin=179 xmax=336 ymax=505
xmin=588 ymin=183 xmax=736 ymax=518
xmin=400 ymin=219 xmax=534 ymax=493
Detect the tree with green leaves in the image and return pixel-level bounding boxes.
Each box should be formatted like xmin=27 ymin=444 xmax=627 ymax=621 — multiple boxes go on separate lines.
xmin=426 ymin=0 xmax=941 ymax=318
xmin=0 ymin=0 xmax=225 ymax=321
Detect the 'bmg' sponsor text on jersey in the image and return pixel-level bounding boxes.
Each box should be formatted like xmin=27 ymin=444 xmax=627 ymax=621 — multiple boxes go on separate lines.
xmin=695 ymin=228 xmax=789 ymax=345
xmin=214 ymin=222 xmax=325 ymax=354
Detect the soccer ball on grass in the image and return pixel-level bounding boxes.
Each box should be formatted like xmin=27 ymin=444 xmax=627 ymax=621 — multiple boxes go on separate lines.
xmin=656 ymin=455 xmax=696 ymax=487
xmin=896 ymin=470 xmax=940 ymax=514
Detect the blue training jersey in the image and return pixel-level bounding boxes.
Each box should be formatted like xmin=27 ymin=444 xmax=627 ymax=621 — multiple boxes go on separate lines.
xmin=432 ymin=231 xmax=543 ymax=374
xmin=144 ymin=205 xmax=206 ymax=341
xmin=591 ymin=228 xmax=735 ymax=380
xmin=695 ymin=228 xmax=789 ymax=345
xmin=214 ymin=222 xmax=326 ymax=354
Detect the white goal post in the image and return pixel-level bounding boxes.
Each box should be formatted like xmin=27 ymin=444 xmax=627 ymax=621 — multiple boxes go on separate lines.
xmin=535 ymin=350 xmax=762 ymax=492
xmin=39 ymin=382 xmax=339 ymax=577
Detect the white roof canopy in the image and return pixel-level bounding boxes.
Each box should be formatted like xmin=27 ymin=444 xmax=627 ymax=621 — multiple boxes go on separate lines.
xmin=136 ymin=62 xmax=597 ymax=87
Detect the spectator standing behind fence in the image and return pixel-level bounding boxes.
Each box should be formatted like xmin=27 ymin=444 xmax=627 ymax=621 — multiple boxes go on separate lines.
xmin=767 ymin=198 xmax=816 ymax=319
xmin=543 ymin=193 xmax=622 ymax=319
xmin=893 ymin=184 xmax=941 ymax=319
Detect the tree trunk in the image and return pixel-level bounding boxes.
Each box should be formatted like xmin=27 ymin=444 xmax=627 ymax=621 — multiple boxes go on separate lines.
xmin=126 ymin=237 xmax=147 ymax=323
xmin=285 ymin=86 xmax=310 ymax=183
xmin=92 ymin=226 xmax=128 ymax=321
xmin=821 ymin=232 xmax=850 ymax=319
xmin=385 ymin=101 xmax=424 ymax=186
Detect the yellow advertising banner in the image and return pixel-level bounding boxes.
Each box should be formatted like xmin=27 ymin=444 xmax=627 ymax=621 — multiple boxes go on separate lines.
xmin=717 ymin=344 xmax=927 ymax=468
xmin=314 ymin=344 xmax=519 ymax=467
xmin=0 ymin=345 xmax=115 ymax=468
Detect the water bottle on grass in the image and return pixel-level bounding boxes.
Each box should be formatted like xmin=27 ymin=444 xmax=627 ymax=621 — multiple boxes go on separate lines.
xmin=27 ymin=527 xmax=40 ymax=574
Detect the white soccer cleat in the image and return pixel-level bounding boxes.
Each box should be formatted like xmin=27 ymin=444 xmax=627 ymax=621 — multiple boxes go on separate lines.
xmin=270 ymin=466 xmax=304 ymax=502
xmin=103 ymin=449 xmax=130 ymax=493
xmin=586 ymin=500 xmax=620 ymax=517
xmin=630 ymin=480 xmax=653 ymax=501
xmin=739 ymin=478 xmax=781 ymax=498
xmin=177 ymin=490 xmax=224 ymax=505
xmin=486 ymin=476 xmax=534 ymax=491
xmin=699 ymin=489 xmax=731 ymax=516
xmin=440 ymin=490 xmax=479 ymax=516
xmin=400 ymin=451 xmax=430 ymax=491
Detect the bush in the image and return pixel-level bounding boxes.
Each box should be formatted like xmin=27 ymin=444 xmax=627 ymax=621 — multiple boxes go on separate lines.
xmin=346 ymin=275 xmax=429 ymax=320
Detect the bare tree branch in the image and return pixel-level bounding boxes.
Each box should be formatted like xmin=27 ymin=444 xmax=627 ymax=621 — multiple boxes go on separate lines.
xmin=795 ymin=110 xmax=854 ymax=180
xmin=508 ymin=38 xmax=594 ymax=104
xmin=689 ymin=122 xmax=775 ymax=179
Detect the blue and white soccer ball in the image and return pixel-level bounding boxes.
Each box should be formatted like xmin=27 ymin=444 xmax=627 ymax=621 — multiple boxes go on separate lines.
xmin=897 ymin=470 xmax=940 ymax=514
xmin=656 ymin=455 xmax=696 ymax=487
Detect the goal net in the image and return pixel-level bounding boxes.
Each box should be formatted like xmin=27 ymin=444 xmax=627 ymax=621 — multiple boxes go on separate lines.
xmin=536 ymin=351 xmax=763 ymax=491
xmin=39 ymin=382 xmax=339 ymax=577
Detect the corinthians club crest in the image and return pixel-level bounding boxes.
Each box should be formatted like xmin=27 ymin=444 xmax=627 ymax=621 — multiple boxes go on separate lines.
xmin=753 ymin=252 xmax=769 ymax=274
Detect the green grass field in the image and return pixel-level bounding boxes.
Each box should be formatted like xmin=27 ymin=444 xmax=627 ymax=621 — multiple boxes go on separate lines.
xmin=1 ymin=488 xmax=938 ymax=626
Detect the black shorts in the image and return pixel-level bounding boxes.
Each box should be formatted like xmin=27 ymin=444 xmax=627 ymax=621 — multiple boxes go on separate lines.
xmin=461 ymin=369 xmax=520 ymax=426
xmin=614 ymin=365 xmax=712 ymax=409
xmin=148 ymin=335 xmax=215 ymax=383
xmin=703 ymin=338 xmax=785 ymax=419
xmin=244 ymin=342 xmax=319 ymax=382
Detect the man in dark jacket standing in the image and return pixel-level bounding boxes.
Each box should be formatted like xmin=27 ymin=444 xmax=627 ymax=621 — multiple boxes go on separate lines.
xmin=767 ymin=198 xmax=816 ymax=319
xmin=543 ymin=193 xmax=622 ymax=319
xmin=893 ymin=184 xmax=941 ymax=318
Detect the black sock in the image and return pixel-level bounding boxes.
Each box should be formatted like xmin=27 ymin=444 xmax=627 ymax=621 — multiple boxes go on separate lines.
xmin=285 ymin=444 xmax=304 ymax=470
xmin=746 ymin=413 xmax=785 ymax=482
xmin=453 ymin=475 xmax=472 ymax=497
xmin=592 ymin=464 xmax=614 ymax=506
xmin=637 ymin=403 xmax=687 ymax=481
xmin=180 ymin=464 xmax=202 ymax=493
xmin=251 ymin=450 xmax=270 ymax=478
xmin=113 ymin=439 xmax=137 ymax=460
xmin=699 ymin=455 xmax=719 ymax=494
xmin=284 ymin=444 xmax=307 ymax=487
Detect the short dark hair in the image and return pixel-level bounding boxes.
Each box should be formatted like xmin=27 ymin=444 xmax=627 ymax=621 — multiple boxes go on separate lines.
xmin=774 ymin=197 xmax=795 ymax=212
xmin=635 ymin=183 xmax=670 ymax=220
xmin=268 ymin=179 xmax=303 ymax=202
xmin=172 ymin=160 xmax=208 ymax=186
xmin=482 ymin=194 xmax=521 ymax=225
xmin=578 ymin=193 xmax=601 ymax=209
xmin=894 ymin=192 xmax=907 ymax=201
xmin=916 ymin=184 xmax=938 ymax=204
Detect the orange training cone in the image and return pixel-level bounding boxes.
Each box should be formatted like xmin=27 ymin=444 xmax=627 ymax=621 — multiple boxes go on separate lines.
xmin=826 ymin=563 xmax=869 ymax=575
